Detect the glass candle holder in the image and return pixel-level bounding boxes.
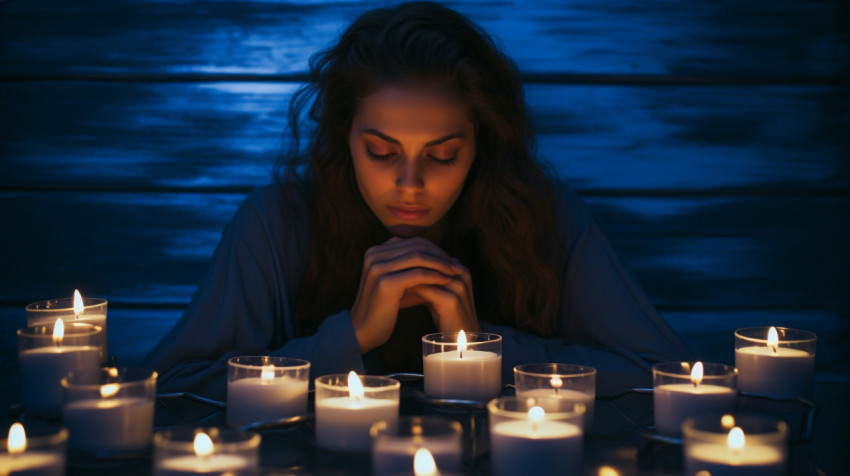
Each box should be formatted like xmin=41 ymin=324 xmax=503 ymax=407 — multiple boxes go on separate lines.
xmin=226 ymin=356 xmax=310 ymax=428
xmin=315 ymin=373 xmax=400 ymax=453
xmin=487 ymin=396 xmax=585 ymax=476
xmin=18 ymin=321 xmax=102 ymax=417
xmin=653 ymin=361 xmax=738 ymax=437
xmin=422 ymin=331 xmax=502 ymax=401
xmin=27 ymin=295 xmax=109 ymax=363
xmin=153 ymin=427 xmax=260 ymax=476
xmin=734 ymin=327 xmax=816 ymax=399
xmin=683 ymin=414 xmax=788 ymax=476
xmin=62 ymin=367 xmax=156 ymax=455
xmin=0 ymin=425 xmax=67 ymax=475
xmin=513 ymin=363 xmax=596 ymax=427
xmin=370 ymin=416 xmax=463 ymax=476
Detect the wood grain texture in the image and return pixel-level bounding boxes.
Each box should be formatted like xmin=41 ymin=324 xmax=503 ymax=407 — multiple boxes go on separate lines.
xmin=2 ymin=81 xmax=847 ymax=193
xmin=1 ymin=191 xmax=846 ymax=310
xmin=1 ymin=0 xmax=847 ymax=79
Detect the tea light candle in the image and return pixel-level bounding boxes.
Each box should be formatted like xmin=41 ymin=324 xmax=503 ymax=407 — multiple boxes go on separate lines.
xmin=315 ymin=371 xmax=400 ymax=453
xmin=17 ymin=318 xmax=101 ymax=417
xmin=0 ymin=424 xmax=66 ymax=476
xmin=370 ymin=416 xmax=463 ymax=476
xmin=26 ymin=290 xmax=109 ymax=363
xmin=154 ymin=429 xmax=260 ymax=476
xmin=226 ymin=356 xmax=310 ymax=428
xmin=63 ymin=368 xmax=157 ymax=454
xmin=653 ymin=362 xmax=737 ymax=436
xmin=735 ymin=326 xmax=816 ymax=399
xmin=514 ymin=363 xmax=597 ymax=427
xmin=684 ymin=415 xmax=787 ymax=476
xmin=422 ymin=331 xmax=501 ymax=401
xmin=488 ymin=397 xmax=585 ymax=476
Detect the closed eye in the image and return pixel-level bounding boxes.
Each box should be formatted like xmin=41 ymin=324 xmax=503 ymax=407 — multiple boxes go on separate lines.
xmin=365 ymin=149 xmax=396 ymax=161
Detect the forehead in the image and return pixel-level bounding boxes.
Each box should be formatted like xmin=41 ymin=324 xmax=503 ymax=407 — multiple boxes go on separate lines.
xmin=354 ymin=85 xmax=471 ymax=133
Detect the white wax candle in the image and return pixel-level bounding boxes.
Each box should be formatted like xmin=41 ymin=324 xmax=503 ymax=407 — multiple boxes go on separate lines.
xmin=226 ymin=376 xmax=308 ymax=428
xmin=735 ymin=346 xmax=814 ymax=398
xmin=315 ymin=397 xmax=399 ymax=452
xmin=157 ymin=454 xmax=252 ymax=476
xmin=372 ymin=439 xmax=462 ymax=476
xmin=515 ymin=388 xmax=596 ymax=427
xmin=18 ymin=345 xmax=100 ymax=417
xmin=0 ymin=452 xmax=64 ymax=476
xmin=63 ymin=397 xmax=154 ymax=452
xmin=654 ymin=384 xmax=737 ymax=436
xmin=686 ymin=442 xmax=785 ymax=476
xmin=423 ymin=350 xmax=501 ymax=401
xmin=490 ymin=420 xmax=582 ymax=476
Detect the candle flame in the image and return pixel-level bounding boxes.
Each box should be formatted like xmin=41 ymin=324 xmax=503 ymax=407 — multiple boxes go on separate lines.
xmin=7 ymin=423 xmax=26 ymax=455
xmin=690 ymin=362 xmax=704 ymax=387
xmin=727 ymin=427 xmax=745 ymax=450
xmin=194 ymin=432 xmax=213 ymax=457
xmin=261 ymin=365 xmax=275 ymax=381
xmin=413 ymin=448 xmax=439 ymax=476
xmin=767 ymin=326 xmax=779 ymax=351
xmin=721 ymin=414 xmax=736 ymax=430
xmin=100 ymin=383 xmax=120 ymax=398
xmin=529 ymin=405 xmax=545 ymax=432
xmin=597 ymin=466 xmax=621 ymax=476
xmin=550 ymin=376 xmax=563 ymax=389
xmin=73 ymin=289 xmax=84 ymax=318
xmin=107 ymin=367 xmax=119 ymax=378
xmin=348 ymin=370 xmax=364 ymax=402
xmin=457 ymin=330 xmax=467 ymax=359
xmin=53 ymin=318 xmax=64 ymax=346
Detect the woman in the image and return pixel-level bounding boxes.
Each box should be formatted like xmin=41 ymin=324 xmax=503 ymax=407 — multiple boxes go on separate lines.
xmin=145 ymin=1 xmax=691 ymax=399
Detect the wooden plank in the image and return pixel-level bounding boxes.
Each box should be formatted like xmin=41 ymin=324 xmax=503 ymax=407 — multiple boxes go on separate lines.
xmin=2 ymin=81 xmax=847 ymax=193
xmin=1 ymin=0 xmax=846 ymax=79
xmin=1 ymin=192 xmax=847 ymax=310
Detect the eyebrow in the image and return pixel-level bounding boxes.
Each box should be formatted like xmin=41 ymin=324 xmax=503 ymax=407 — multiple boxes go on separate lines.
xmin=361 ymin=129 xmax=465 ymax=147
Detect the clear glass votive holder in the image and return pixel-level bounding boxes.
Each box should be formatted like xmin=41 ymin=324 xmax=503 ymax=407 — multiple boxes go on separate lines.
xmin=653 ymin=361 xmax=738 ymax=437
xmin=314 ymin=373 xmax=400 ymax=453
xmin=18 ymin=321 xmax=102 ymax=417
xmin=226 ymin=356 xmax=310 ymax=428
xmin=0 ymin=425 xmax=67 ymax=475
xmin=487 ymin=396 xmax=585 ymax=476
xmin=62 ymin=367 xmax=156 ymax=455
xmin=422 ymin=332 xmax=502 ymax=402
xmin=27 ymin=295 xmax=109 ymax=363
xmin=734 ymin=327 xmax=816 ymax=399
xmin=683 ymin=414 xmax=788 ymax=476
xmin=153 ymin=427 xmax=261 ymax=476
xmin=370 ymin=416 xmax=463 ymax=476
xmin=513 ymin=363 xmax=596 ymax=428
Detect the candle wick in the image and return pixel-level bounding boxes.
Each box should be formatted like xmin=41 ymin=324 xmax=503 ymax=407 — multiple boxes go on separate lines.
xmin=693 ymin=381 xmax=698 ymax=389
xmin=771 ymin=345 xmax=777 ymax=353
xmin=459 ymin=350 xmax=463 ymax=359
xmin=554 ymin=387 xmax=558 ymax=396
xmin=532 ymin=421 xmax=538 ymax=433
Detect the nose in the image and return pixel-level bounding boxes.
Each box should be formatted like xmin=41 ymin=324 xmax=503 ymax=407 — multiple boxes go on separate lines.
xmin=395 ymin=156 xmax=424 ymax=193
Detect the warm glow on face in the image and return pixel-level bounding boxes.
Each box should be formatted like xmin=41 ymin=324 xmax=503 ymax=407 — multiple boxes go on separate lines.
xmin=413 ymin=447 xmax=438 ymax=476
xmin=100 ymin=383 xmax=120 ymax=398
xmin=261 ymin=365 xmax=275 ymax=381
xmin=7 ymin=423 xmax=26 ymax=455
xmin=53 ymin=318 xmax=64 ymax=346
xmin=194 ymin=432 xmax=213 ymax=457
xmin=348 ymin=371 xmax=364 ymax=402
xmin=457 ymin=330 xmax=467 ymax=359
xmin=73 ymin=289 xmax=84 ymax=317
xmin=727 ymin=427 xmax=745 ymax=450
xmin=767 ymin=327 xmax=779 ymax=348
xmin=721 ymin=414 xmax=736 ymax=430
xmin=690 ymin=362 xmax=704 ymax=386
xmin=550 ymin=376 xmax=563 ymax=389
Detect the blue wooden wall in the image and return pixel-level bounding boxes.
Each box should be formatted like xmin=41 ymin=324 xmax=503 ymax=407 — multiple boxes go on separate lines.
xmin=1 ymin=1 xmax=848 ymax=466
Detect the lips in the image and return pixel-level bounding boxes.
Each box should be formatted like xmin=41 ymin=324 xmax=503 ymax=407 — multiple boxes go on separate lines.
xmin=387 ymin=205 xmax=430 ymax=221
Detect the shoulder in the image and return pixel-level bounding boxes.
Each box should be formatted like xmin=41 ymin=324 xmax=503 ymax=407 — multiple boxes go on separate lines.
xmin=228 ymin=180 xmax=311 ymax=240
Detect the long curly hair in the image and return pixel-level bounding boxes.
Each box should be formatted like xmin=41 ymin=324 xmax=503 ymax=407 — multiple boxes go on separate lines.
xmin=277 ymin=1 xmax=563 ymax=337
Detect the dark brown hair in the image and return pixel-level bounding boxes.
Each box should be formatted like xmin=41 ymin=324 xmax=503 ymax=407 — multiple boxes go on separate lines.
xmin=277 ymin=1 xmax=562 ymax=337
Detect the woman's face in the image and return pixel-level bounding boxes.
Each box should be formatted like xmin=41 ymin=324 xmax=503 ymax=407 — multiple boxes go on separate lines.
xmin=349 ymin=85 xmax=476 ymax=238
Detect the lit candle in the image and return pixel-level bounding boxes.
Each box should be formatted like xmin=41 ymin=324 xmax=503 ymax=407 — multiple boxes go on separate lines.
xmin=155 ymin=431 xmax=258 ymax=476
xmin=735 ymin=326 xmax=816 ymax=399
xmin=488 ymin=397 xmax=584 ymax=476
xmin=684 ymin=416 xmax=787 ymax=476
xmin=315 ymin=371 xmax=400 ymax=452
xmin=653 ymin=361 xmax=737 ymax=436
xmin=370 ymin=416 xmax=462 ymax=476
xmin=63 ymin=368 xmax=157 ymax=454
xmin=414 ymin=448 xmax=439 ymax=476
xmin=26 ymin=290 xmax=109 ymax=363
xmin=0 ymin=424 xmax=66 ymax=476
xmin=422 ymin=331 xmax=502 ymax=401
xmin=513 ymin=363 xmax=597 ymax=427
xmin=17 ymin=318 xmax=101 ymax=417
xmin=226 ymin=357 xmax=310 ymax=428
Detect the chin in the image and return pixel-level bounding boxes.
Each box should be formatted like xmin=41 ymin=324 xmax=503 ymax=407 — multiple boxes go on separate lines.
xmin=386 ymin=224 xmax=429 ymax=238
